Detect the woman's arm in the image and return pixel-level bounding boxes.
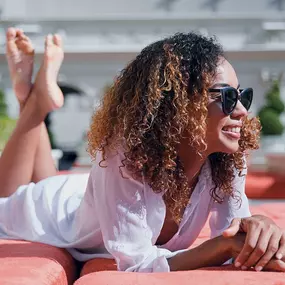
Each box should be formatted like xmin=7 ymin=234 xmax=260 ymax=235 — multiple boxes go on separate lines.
xmin=169 ymin=232 xmax=285 ymax=272
xmin=209 ymin=166 xmax=285 ymax=272
xmin=227 ymin=233 xmax=285 ymax=272
xmin=224 ymin=215 xmax=285 ymax=271
xmin=168 ymin=235 xmax=232 ymax=271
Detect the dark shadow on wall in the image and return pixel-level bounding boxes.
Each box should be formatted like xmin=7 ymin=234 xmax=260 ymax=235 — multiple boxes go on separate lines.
xmin=45 ymin=83 xmax=85 ymax=171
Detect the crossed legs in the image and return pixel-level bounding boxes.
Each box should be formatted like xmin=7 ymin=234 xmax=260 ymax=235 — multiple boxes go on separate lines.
xmin=0 ymin=28 xmax=64 ymax=197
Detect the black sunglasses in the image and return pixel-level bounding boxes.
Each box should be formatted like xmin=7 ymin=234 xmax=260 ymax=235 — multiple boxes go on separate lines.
xmin=208 ymin=87 xmax=253 ymax=115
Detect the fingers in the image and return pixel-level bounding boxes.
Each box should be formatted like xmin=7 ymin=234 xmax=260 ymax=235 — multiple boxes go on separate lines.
xmin=264 ymin=259 xmax=285 ymax=272
xmin=247 ymin=230 xmax=280 ymax=271
xmin=276 ymin=232 xmax=285 ymax=260
xmin=223 ymin=218 xmax=241 ymax=238
xmin=234 ymin=224 xmax=261 ymax=268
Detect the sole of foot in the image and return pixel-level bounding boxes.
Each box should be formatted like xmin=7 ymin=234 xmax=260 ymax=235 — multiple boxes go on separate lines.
xmin=33 ymin=34 xmax=64 ymax=116
xmin=6 ymin=27 xmax=35 ymax=104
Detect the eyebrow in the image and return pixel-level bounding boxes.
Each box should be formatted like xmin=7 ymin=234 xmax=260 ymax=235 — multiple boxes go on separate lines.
xmin=211 ymin=83 xmax=240 ymax=89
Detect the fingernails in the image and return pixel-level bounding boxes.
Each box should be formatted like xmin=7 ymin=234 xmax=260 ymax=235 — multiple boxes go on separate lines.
xmin=276 ymin=253 xmax=283 ymax=260
xmin=241 ymin=266 xmax=247 ymax=270
xmin=255 ymin=266 xmax=262 ymax=271
xmin=235 ymin=262 xmax=241 ymax=267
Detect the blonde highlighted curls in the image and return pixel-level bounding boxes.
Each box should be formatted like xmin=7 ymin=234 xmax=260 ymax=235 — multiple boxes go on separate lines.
xmin=88 ymin=32 xmax=260 ymax=224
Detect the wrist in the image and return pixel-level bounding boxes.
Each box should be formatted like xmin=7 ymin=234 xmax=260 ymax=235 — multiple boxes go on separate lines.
xmin=169 ymin=235 xmax=236 ymax=271
xmin=215 ymin=235 xmax=233 ymax=257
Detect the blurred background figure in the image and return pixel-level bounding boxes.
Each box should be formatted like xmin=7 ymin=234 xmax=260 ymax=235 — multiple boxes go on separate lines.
xmin=0 ymin=0 xmax=285 ymax=172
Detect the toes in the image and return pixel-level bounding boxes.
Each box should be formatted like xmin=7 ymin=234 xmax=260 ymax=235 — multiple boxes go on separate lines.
xmin=19 ymin=33 xmax=28 ymax=40
xmin=15 ymin=38 xmax=34 ymax=55
xmin=53 ymin=34 xmax=62 ymax=47
xmin=16 ymin=29 xmax=24 ymax=37
xmin=6 ymin=27 xmax=16 ymax=40
xmin=6 ymin=28 xmax=18 ymax=56
xmin=45 ymin=34 xmax=53 ymax=48
xmin=14 ymin=28 xmax=34 ymax=52
xmin=15 ymin=31 xmax=34 ymax=50
xmin=18 ymin=32 xmax=31 ymax=43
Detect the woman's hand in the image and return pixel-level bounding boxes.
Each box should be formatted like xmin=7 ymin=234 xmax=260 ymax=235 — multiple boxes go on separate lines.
xmin=223 ymin=215 xmax=285 ymax=271
xmin=229 ymin=233 xmax=285 ymax=272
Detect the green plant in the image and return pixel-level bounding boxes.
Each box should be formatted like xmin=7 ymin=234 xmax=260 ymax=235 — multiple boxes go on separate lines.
xmin=0 ymin=89 xmax=16 ymax=151
xmin=0 ymin=117 xmax=17 ymax=150
xmin=0 ymin=89 xmax=7 ymax=116
xmin=258 ymin=80 xmax=285 ymax=136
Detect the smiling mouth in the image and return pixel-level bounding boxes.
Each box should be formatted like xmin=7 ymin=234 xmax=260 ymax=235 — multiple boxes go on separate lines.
xmin=221 ymin=126 xmax=241 ymax=139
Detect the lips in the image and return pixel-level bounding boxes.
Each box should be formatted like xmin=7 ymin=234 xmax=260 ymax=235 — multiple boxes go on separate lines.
xmin=222 ymin=125 xmax=242 ymax=139
xmin=222 ymin=126 xmax=241 ymax=133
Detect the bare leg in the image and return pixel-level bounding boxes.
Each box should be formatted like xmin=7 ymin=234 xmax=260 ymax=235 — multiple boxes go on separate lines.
xmin=32 ymin=123 xmax=56 ymax=182
xmin=31 ymin=34 xmax=64 ymax=182
xmin=0 ymin=33 xmax=64 ymax=197
xmin=6 ymin=28 xmax=64 ymax=183
xmin=0 ymin=95 xmax=43 ymax=196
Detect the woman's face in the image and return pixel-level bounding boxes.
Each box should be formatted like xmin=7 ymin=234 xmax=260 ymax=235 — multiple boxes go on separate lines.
xmin=205 ymin=59 xmax=248 ymax=154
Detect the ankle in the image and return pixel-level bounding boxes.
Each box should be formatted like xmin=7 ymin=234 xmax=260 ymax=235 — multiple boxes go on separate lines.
xmin=24 ymin=93 xmax=48 ymax=122
xmin=19 ymin=102 xmax=25 ymax=113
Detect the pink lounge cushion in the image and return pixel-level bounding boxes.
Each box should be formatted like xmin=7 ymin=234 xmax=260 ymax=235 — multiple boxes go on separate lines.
xmin=246 ymin=172 xmax=285 ymax=199
xmin=0 ymin=239 xmax=77 ymax=285
xmin=74 ymin=269 xmax=285 ymax=285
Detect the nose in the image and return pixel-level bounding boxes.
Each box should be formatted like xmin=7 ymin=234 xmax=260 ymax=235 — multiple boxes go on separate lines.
xmin=231 ymin=100 xmax=248 ymax=119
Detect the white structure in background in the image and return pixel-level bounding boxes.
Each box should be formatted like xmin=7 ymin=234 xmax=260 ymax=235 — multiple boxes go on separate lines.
xmin=0 ymin=0 xmax=284 ymax=167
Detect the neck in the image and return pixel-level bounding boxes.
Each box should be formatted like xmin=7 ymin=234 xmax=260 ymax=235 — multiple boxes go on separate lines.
xmin=177 ymin=138 xmax=209 ymax=185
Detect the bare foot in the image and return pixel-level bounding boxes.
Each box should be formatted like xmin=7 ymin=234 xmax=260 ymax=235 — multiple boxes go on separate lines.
xmin=6 ymin=27 xmax=34 ymax=104
xmin=33 ymin=34 xmax=64 ymax=115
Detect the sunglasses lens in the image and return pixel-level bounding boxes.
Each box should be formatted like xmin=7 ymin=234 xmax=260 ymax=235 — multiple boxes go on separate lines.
xmin=224 ymin=88 xmax=238 ymax=114
xmin=240 ymin=88 xmax=253 ymax=110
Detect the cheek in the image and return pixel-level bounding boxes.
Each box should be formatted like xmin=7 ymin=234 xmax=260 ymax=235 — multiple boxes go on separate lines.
xmin=207 ymin=101 xmax=227 ymax=132
xmin=207 ymin=100 xmax=223 ymax=117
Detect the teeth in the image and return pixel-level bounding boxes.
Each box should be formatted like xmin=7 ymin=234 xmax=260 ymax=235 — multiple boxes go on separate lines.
xmin=223 ymin=127 xmax=241 ymax=133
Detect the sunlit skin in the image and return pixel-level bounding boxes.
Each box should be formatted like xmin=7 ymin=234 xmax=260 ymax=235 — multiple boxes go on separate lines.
xmin=206 ymin=59 xmax=247 ymax=155
xmin=178 ymin=58 xmax=247 ymax=184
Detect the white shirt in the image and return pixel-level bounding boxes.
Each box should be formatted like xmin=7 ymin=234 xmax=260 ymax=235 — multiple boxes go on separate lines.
xmin=0 ymin=150 xmax=251 ymax=272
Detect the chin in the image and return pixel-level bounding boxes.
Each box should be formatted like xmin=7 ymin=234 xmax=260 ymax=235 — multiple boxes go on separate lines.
xmin=217 ymin=134 xmax=240 ymax=154
xmin=220 ymin=144 xmax=239 ymax=154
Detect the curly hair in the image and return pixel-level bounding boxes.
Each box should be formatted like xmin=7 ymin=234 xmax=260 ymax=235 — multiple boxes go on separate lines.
xmin=88 ymin=32 xmax=261 ymax=224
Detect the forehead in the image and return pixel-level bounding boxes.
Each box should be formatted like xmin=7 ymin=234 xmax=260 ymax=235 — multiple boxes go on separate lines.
xmin=212 ymin=59 xmax=239 ymax=88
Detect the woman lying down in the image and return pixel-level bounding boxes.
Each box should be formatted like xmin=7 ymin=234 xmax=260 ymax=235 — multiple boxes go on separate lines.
xmin=1 ymin=27 xmax=285 ymax=273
